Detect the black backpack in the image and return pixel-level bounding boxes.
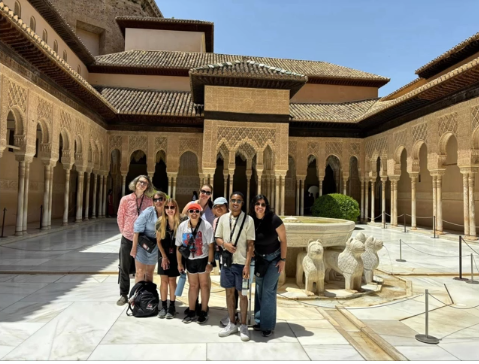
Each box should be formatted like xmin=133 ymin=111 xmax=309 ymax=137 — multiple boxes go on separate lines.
xmin=126 ymin=281 xmax=159 ymax=317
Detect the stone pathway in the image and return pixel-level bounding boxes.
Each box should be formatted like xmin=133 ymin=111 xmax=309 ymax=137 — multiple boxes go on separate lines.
xmin=0 ymin=220 xmax=477 ymax=360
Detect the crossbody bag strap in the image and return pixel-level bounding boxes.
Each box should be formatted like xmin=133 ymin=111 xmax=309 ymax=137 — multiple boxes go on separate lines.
xmin=232 ymin=212 xmax=247 ymax=247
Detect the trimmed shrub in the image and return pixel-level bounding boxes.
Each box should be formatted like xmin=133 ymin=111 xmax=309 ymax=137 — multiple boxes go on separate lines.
xmin=311 ymin=193 xmax=360 ymax=222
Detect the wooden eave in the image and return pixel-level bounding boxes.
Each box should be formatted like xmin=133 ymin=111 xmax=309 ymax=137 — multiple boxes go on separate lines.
xmin=28 ymin=0 xmax=95 ymax=66
xmin=116 ymin=17 xmax=214 ymax=52
xmin=0 ymin=5 xmax=116 ymax=120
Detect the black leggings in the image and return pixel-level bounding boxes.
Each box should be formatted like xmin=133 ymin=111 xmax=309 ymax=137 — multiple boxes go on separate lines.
xmin=119 ymin=236 xmax=136 ymax=296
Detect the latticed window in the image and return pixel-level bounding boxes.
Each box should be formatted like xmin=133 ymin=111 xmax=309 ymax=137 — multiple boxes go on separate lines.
xmin=63 ymin=50 xmax=67 ymax=62
xmin=30 ymin=16 xmax=36 ymax=32
xmin=14 ymin=1 xmax=21 ymax=17
xmin=53 ymin=40 xmax=58 ymax=53
xmin=42 ymin=29 xmax=48 ymax=43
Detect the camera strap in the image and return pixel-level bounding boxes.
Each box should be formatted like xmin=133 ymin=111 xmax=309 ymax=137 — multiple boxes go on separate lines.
xmin=229 ymin=212 xmax=246 ymax=248
xmin=136 ymin=194 xmax=145 ymax=216
xmin=188 ymin=219 xmax=202 ymax=257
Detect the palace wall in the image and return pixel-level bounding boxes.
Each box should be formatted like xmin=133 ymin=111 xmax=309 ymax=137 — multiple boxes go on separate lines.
xmin=88 ymin=74 xmax=191 ymax=92
xmin=291 ymin=83 xmax=378 ymax=103
xmin=125 ymin=29 xmax=206 ymax=53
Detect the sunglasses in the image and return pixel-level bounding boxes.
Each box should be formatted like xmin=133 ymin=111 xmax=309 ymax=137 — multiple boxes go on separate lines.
xmin=188 ymin=209 xmax=201 ymax=214
xmin=213 ymin=205 xmax=225 ymax=209
xmin=200 ymin=189 xmax=212 ymax=196
xmin=231 ymin=199 xmax=243 ymax=204
xmin=153 ymin=197 xmax=164 ymax=202
xmin=137 ymin=180 xmax=148 ymax=186
xmin=255 ymin=202 xmax=266 ymax=207
xmin=165 ymin=205 xmax=176 ymax=210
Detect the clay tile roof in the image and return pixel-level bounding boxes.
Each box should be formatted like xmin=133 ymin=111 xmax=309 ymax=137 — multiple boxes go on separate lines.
xmin=415 ymin=32 xmax=479 ymax=79
xmin=115 ymin=16 xmax=214 ymax=52
xmin=92 ymin=50 xmax=389 ymax=86
xmin=95 ymin=87 xmax=195 ymax=116
xmin=27 ymin=0 xmax=95 ymax=65
xmin=290 ymin=99 xmax=379 ymax=123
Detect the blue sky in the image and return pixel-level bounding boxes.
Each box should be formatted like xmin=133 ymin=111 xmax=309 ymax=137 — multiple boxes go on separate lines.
xmin=156 ymin=0 xmax=479 ymax=97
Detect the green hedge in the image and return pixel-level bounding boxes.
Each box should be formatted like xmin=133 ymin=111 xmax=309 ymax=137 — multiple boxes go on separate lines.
xmin=311 ymin=193 xmax=360 ymax=222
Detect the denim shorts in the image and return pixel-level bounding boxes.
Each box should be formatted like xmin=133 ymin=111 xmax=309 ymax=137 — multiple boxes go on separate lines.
xmin=135 ymin=245 xmax=158 ymax=266
xmin=220 ymin=263 xmax=244 ymax=292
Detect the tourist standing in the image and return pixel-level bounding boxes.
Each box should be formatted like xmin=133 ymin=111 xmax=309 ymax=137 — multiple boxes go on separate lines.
xmin=116 ymin=175 xmax=154 ymax=306
xmin=131 ymin=191 xmax=167 ymax=283
xmin=250 ymin=194 xmax=287 ymax=337
xmin=176 ymin=203 xmax=214 ymax=324
xmin=156 ymin=198 xmax=181 ymax=319
xmin=183 ymin=184 xmax=215 ymax=225
xmin=215 ymin=192 xmax=255 ymax=341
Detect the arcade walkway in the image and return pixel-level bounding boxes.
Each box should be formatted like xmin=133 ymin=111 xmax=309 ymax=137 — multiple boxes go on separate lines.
xmin=0 ymin=221 xmax=477 ymax=360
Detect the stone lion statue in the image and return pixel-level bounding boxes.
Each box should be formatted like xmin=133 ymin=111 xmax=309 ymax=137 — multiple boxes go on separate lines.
xmin=324 ymin=238 xmax=365 ymax=291
xmin=362 ymin=236 xmax=383 ymax=284
xmin=301 ymin=240 xmax=325 ymax=295
xmin=355 ymin=232 xmax=367 ymax=243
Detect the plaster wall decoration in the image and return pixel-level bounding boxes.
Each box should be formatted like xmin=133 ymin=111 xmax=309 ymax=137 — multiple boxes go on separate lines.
xmin=217 ymin=143 xmax=229 ymax=160
xmin=412 ymin=122 xmax=427 ymax=143
xmin=438 ymin=112 xmax=458 ymax=137
xmin=0 ymin=179 xmax=18 ymax=190
xmin=155 ymin=136 xmax=167 ymax=154
xmin=216 ymin=126 xmax=276 ymax=151
xmin=365 ymin=136 xmax=388 ymax=161
xmin=7 ymin=79 xmax=27 ymax=115
xmin=471 ymin=105 xmax=479 ymax=133
xmin=59 ymin=110 xmax=73 ymax=134
xmin=109 ymin=135 xmax=122 ymax=153
xmin=349 ymin=142 xmax=361 ymax=159
xmin=325 ymin=141 xmax=342 ymax=160
xmin=129 ymin=135 xmax=148 ymax=155
xmin=394 ymin=129 xmax=408 ymax=151
xmin=236 ymin=143 xmax=256 ymax=160
xmin=307 ymin=141 xmax=319 ymax=158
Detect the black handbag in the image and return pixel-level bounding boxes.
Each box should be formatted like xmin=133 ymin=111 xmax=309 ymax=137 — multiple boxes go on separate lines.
xmin=254 ymin=254 xmax=269 ymax=278
xmin=221 ymin=212 xmax=247 ymax=269
xmin=179 ymin=220 xmax=202 ymax=260
xmin=138 ymin=234 xmax=157 ymax=254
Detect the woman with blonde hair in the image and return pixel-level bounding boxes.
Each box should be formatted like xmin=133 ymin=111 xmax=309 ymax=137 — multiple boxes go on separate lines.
xmin=156 ymin=198 xmax=181 ymax=319
xmin=131 ymin=191 xmax=167 ymax=283
xmin=116 ymin=175 xmax=154 ymax=306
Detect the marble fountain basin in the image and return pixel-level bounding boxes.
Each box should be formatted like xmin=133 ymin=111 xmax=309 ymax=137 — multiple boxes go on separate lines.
xmin=280 ymin=216 xmax=356 ymax=281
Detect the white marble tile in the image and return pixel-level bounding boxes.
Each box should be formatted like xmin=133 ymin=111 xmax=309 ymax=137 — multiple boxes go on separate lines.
xmin=439 ymin=341 xmax=479 ymax=360
xmin=0 ymin=346 xmax=14 ymax=360
xmin=0 ymin=282 xmax=50 ymax=295
xmin=291 ymin=326 xmax=349 ymax=346
xmin=4 ymin=302 xmax=125 ymax=360
xmin=0 ymin=322 xmax=45 ymax=346
xmin=286 ymin=319 xmax=334 ymax=330
xmin=302 ymin=344 xmax=364 ymax=361
xmin=396 ymin=345 xmax=459 ymax=361
xmin=1 ymin=258 xmax=53 ymax=266
xmin=7 ymin=274 xmax=64 ymax=283
xmin=0 ymin=275 xmax=17 ymax=282
xmin=0 ymin=301 xmax=72 ymax=323
xmin=362 ymin=319 xmax=418 ymax=336
xmin=55 ymin=274 xmax=108 ymax=283
xmin=88 ymin=343 xmax=207 ymax=361
xmin=206 ymin=342 xmax=310 ymax=361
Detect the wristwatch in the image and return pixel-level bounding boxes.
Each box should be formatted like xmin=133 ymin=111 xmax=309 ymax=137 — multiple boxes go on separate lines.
xmin=280 ymin=257 xmax=286 ymax=262
xmin=207 ymin=261 xmax=213 ymax=265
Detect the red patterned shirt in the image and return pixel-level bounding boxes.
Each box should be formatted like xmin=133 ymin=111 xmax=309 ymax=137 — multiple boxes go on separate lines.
xmin=117 ymin=193 xmax=153 ymax=241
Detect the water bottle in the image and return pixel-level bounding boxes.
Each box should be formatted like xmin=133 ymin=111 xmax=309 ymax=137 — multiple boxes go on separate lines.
xmin=242 ymin=277 xmax=250 ymax=296
xmin=249 ymin=259 xmax=255 ymax=284
xmin=175 ymin=272 xmax=187 ymax=297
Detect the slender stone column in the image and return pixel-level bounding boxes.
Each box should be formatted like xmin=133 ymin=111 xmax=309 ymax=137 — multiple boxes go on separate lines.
xmin=300 ymin=179 xmax=305 ymax=216
xmin=42 ymin=164 xmax=52 ymax=229
xmin=271 ymin=175 xmax=275 ymax=208
xmin=223 ymin=173 xmax=228 ymax=197
xmin=75 ymin=172 xmax=84 ymax=223
xmin=343 ymin=179 xmax=347 ymax=195
xmin=381 ymin=178 xmax=386 ymax=225
xmin=370 ymin=180 xmax=375 ymax=223
xmin=172 ymin=177 xmax=177 ymax=199
xmin=296 ymin=178 xmax=300 ymax=215
xmin=98 ymin=175 xmax=103 ymax=218
xmin=15 ymin=161 xmax=26 ymax=236
xmin=229 ymin=172 xmax=233 ymax=197
xmin=436 ymin=175 xmax=443 ymax=233
xmin=92 ymin=173 xmax=97 ymax=219
xmin=122 ymin=174 xmax=126 ymax=197
xmin=47 ymin=166 xmax=54 ymax=227
xmin=469 ymin=173 xmax=476 ymax=238
xmin=365 ymin=180 xmax=369 ymax=223
xmin=275 ymin=175 xmax=280 ymax=214
xmin=63 ymin=168 xmax=71 ymax=225
xmin=463 ymin=173 xmax=470 ymax=236
xmin=257 ymin=171 xmax=262 ymax=195
xmin=246 ymin=173 xmax=251 ymax=212
xmin=393 ymin=180 xmax=398 ymax=226
xmin=319 ymin=179 xmax=323 ymax=197
xmin=84 ymin=172 xmax=91 ymax=220
xmin=432 ymin=175 xmax=437 ymax=229
xmin=281 ymin=175 xmax=286 ymax=216
xmin=360 ymin=180 xmax=365 ymax=221
xmin=102 ymin=174 xmax=108 ymax=217
xmin=22 ymin=162 xmax=30 ymax=232
xmin=411 ymin=176 xmax=417 ymax=229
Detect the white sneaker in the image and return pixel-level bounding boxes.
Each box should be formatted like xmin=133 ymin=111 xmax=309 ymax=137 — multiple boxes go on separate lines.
xmin=218 ymin=322 xmax=238 ymax=337
xmin=220 ymin=314 xmax=230 ymax=327
xmin=240 ymin=324 xmax=250 ymax=342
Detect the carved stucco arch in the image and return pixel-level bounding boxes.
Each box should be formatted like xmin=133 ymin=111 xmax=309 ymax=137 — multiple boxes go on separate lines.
xmin=36 ymin=118 xmax=50 ymax=144
xmin=7 ymin=107 xmax=25 ymax=136
xmin=235 ymin=142 xmax=256 ymax=161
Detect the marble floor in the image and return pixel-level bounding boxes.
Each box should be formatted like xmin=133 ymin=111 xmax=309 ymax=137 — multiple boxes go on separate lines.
xmin=0 ymin=220 xmax=477 ymax=360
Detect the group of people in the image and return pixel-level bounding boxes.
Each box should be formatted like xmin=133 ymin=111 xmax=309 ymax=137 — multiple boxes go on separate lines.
xmin=116 ymin=174 xmax=288 ymax=341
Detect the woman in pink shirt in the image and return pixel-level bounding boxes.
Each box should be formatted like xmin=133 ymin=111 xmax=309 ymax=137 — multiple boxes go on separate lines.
xmin=116 ymin=175 xmax=154 ymax=306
